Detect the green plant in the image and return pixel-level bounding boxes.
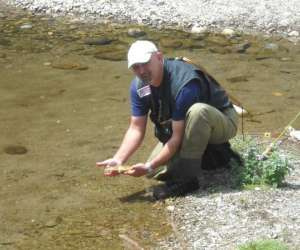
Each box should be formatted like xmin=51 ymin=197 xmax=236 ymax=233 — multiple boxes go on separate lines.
xmin=230 ymin=136 xmax=292 ymax=188
xmin=238 ymin=239 xmax=289 ymax=250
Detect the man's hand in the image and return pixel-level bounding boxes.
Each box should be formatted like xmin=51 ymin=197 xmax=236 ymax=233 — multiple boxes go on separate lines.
xmin=96 ymin=158 xmax=121 ymax=177
xmin=96 ymin=158 xmax=121 ymax=167
xmin=124 ymin=162 xmax=152 ymax=177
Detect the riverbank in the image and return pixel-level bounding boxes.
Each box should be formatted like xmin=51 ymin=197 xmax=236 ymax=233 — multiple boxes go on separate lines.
xmin=157 ymin=137 xmax=300 ymax=250
xmin=5 ymin=0 xmax=300 ymax=39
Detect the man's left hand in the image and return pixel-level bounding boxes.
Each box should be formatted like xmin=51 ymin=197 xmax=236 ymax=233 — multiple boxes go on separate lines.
xmin=124 ymin=163 xmax=149 ymax=177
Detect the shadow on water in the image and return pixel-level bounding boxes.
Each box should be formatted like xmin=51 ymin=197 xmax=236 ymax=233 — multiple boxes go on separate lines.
xmin=0 ymin=3 xmax=300 ymax=249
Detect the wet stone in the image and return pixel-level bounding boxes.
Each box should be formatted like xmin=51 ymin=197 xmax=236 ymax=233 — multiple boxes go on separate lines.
xmin=94 ymin=50 xmax=126 ymax=61
xmin=51 ymin=63 xmax=89 ymax=70
xmin=182 ymin=40 xmax=206 ymax=49
xmin=93 ymin=45 xmax=127 ymax=61
xmin=264 ymin=43 xmax=279 ymax=51
xmin=84 ymin=37 xmax=113 ymax=46
xmin=160 ymin=38 xmax=183 ymax=49
xmin=20 ymin=23 xmax=32 ymax=29
xmin=231 ymin=42 xmax=251 ymax=53
xmin=209 ymin=46 xmax=231 ymax=54
xmin=0 ymin=38 xmax=11 ymax=46
xmin=227 ymin=75 xmax=249 ymax=83
xmin=127 ymin=28 xmax=146 ymax=38
xmin=207 ymin=35 xmax=231 ymax=46
xmin=45 ymin=216 xmax=63 ymax=228
xmin=4 ymin=145 xmax=28 ymax=155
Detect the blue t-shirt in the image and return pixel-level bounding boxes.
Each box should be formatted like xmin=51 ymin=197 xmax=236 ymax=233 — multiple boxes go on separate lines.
xmin=130 ymin=79 xmax=202 ymax=121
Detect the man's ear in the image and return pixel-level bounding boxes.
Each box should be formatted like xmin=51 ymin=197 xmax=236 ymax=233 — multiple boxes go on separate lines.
xmin=157 ymin=51 xmax=164 ymax=63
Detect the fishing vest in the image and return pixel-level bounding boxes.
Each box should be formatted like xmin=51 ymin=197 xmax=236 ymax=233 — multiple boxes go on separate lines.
xmin=135 ymin=58 xmax=231 ymax=143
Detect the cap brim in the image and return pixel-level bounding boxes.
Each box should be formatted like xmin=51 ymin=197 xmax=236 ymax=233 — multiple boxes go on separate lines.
xmin=128 ymin=53 xmax=152 ymax=69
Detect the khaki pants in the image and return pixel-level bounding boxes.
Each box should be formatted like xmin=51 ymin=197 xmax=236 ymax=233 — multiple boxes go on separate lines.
xmin=147 ymin=103 xmax=238 ymax=180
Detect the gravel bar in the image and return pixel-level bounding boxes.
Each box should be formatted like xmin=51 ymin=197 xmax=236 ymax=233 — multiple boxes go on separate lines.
xmin=6 ymin=0 xmax=300 ymax=37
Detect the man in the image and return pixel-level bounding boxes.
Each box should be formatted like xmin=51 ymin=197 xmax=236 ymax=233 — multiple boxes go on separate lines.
xmin=97 ymin=40 xmax=239 ymax=199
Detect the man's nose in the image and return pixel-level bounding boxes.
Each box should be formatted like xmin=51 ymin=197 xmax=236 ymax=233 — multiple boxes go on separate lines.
xmin=135 ymin=64 xmax=146 ymax=75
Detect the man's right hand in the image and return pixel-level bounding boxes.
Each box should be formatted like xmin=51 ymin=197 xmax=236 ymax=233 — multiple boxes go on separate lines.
xmin=96 ymin=158 xmax=122 ymax=177
xmin=96 ymin=158 xmax=121 ymax=167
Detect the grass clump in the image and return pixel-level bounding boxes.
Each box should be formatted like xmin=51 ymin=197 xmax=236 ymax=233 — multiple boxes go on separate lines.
xmin=238 ymin=239 xmax=289 ymax=250
xmin=230 ymin=135 xmax=292 ymax=188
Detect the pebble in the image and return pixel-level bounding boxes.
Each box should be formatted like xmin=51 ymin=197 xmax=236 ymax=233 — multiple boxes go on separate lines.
xmin=264 ymin=43 xmax=279 ymax=51
xmin=221 ymin=28 xmax=235 ymax=36
xmin=191 ymin=26 xmax=207 ymax=34
xmin=288 ymin=31 xmax=299 ymax=37
xmin=127 ymin=28 xmax=146 ymax=38
xmin=166 ymin=205 xmax=175 ymax=212
xmin=20 ymin=23 xmax=32 ymax=29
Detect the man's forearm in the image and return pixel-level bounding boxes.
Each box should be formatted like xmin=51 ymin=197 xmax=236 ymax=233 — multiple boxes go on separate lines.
xmin=150 ymin=137 xmax=181 ymax=169
xmin=149 ymin=120 xmax=184 ymax=169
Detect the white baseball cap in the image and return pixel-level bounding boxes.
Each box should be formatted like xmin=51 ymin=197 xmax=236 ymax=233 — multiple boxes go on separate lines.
xmin=127 ymin=40 xmax=158 ymax=68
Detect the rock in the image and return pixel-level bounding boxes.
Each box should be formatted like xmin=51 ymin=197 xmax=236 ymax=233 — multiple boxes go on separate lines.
xmin=20 ymin=23 xmax=32 ymax=29
xmin=94 ymin=50 xmax=126 ymax=61
xmin=4 ymin=145 xmax=28 ymax=155
xmin=264 ymin=43 xmax=279 ymax=51
xmin=280 ymin=57 xmax=292 ymax=62
xmin=231 ymin=42 xmax=251 ymax=53
xmin=288 ymin=31 xmax=299 ymax=37
xmin=287 ymin=37 xmax=298 ymax=44
xmin=127 ymin=28 xmax=146 ymax=38
xmin=160 ymin=38 xmax=182 ymax=49
xmin=209 ymin=46 xmax=230 ymax=54
xmin=207 ymin=36 xmax=231 ymax=46
xmin=191 ymin=26 xmax=207 ymax=34
xmin=51 ymin=63 xmax=89 ymax=70
xmin=84 ymin=37 xmax=113 ymax=46
xmin=0 ymin=38 xmax=11 ymax=46
xmin=221 ymin=28 xmax=235 ymax=36
xmin=227 ymin=75 xmax=249 ymax=83
xmin=167 ymin=205 xmax=175 ymax=212
xmin=45 ymin=216 xmax=63 ymax=228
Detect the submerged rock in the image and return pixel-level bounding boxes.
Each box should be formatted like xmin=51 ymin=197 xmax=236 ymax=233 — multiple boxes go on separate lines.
xmin=231 ymin=42 xmax=251 ymax=53
xmin=160 ymin=38 xmax=182 ymax=49
xmin=93 ymin=45 xmax=127 ymax=61
xmin=127 ymin=28 xmax=146 ymax=38
xmin=227 ymin=75 xmax=249 ymax=83
xmin=191 ymin=26 xmax=207 ymax=34
xmin=0 ymin=38 xmax=11 ymax=46
xmin=20 ymin=23 xmax=32 ymax=29
xmin=4 ymin=145 xmax=28 ymax=155
xmin=222 ymin=28 xmax=235 ymax=36
xmin=51 ymin=63 xmax=89 ymax=70
xmin=84 ymin=37 xmax=113 ymax=46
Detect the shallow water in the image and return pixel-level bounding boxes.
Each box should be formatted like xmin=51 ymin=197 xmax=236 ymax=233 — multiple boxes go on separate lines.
xmin=0 ymin=5 xmax=300 ymax=250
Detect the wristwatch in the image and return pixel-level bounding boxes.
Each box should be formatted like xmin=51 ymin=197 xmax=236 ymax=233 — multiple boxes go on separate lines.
xmin=145 ymin=162 xmax=154 ymax=173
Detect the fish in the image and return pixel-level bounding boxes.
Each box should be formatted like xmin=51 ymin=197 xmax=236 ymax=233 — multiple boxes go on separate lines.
xmin=104 ymin=165 xmax=133 ymax=176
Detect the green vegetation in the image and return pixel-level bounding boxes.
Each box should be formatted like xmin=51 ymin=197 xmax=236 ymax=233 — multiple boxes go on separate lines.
xmin=230 ymin=135 xmax=292 ymax=188
xmin=238 ymin=239 xmax=289 ymax=250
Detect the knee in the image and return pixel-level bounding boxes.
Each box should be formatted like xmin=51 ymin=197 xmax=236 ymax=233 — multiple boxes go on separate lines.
xmin=186 ymin=103 xmax=211 ymax=118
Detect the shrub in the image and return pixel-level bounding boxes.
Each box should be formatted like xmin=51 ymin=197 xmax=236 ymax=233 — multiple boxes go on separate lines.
xmin=230 ymin=135 xmax=292 ymax=188
xmin=238 ymin=239 xmax=289 ymax=250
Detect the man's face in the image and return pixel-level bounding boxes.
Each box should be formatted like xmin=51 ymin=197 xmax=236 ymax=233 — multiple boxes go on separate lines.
xmin=131 ymin=52 xmax=163 ymax=87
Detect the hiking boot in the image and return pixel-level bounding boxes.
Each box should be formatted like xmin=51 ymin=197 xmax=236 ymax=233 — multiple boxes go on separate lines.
xmin=153 ymin=178 xmax=199 ymax=200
